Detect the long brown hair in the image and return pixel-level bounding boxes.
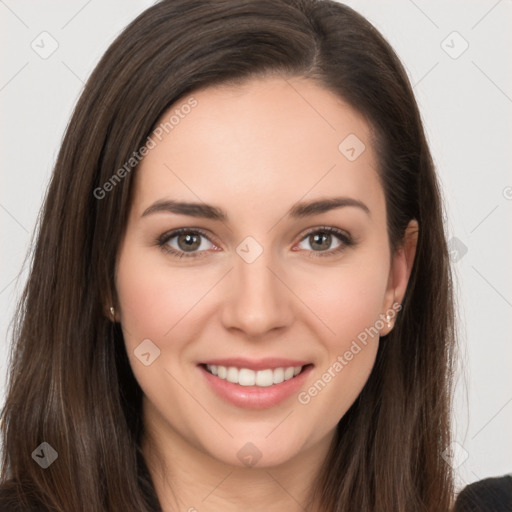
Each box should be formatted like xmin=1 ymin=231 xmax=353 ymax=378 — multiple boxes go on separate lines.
xmin=0 ymin=1 xmax=456 ymax=510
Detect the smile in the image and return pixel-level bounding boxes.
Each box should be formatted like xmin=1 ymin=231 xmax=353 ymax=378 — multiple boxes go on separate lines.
xmin=205 ymin=364 xmax=304 ymax=387
xmin=198 ymin=362 xmax=314 ymax=409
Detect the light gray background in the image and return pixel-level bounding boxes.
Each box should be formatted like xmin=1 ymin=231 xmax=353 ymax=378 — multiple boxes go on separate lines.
xmin=1 ymin=0 xmax=511 ymax=493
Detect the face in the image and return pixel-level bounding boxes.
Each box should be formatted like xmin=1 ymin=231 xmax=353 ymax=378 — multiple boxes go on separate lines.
xmin=115 ymin=76 xmax=412 ymax=469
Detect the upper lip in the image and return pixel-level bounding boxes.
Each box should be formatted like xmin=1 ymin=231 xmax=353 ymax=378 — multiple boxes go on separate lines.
xmin=199 ymin=357 xmax=312 ymax=371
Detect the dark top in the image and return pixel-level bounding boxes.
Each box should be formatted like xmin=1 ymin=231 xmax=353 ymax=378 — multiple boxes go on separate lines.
xmin=0 ymin=447 xmax=162 ymax=511
xmin=454 ymin=475 xmax=512 ymax=512
xmin=0 ymin=486 xmax=40 ymax=512
xmin=0 ymin=493 xmax=36 ymax=512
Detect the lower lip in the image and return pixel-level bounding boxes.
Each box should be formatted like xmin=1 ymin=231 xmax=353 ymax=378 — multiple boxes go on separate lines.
xmin=198 ymin=364 xmax=313 ymax=409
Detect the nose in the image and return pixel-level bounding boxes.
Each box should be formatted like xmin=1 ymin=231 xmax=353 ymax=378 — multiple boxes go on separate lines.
xmin=220 ymin=249 xmax=295 ymax=339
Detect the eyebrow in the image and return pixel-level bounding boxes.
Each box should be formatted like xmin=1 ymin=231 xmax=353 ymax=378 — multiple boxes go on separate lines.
xmin=141 ymin=196 xmax=370 ymax=220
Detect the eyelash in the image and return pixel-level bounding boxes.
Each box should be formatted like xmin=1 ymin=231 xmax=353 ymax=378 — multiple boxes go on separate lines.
xmin=157 ymin=226 xmax=355 ymax=260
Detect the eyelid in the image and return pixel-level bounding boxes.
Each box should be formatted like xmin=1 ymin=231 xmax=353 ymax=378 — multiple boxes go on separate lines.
xmin=157 ymin=227 xmax=217 ymax=247
xmin=298 ymin=225 xmax=351 ymax=242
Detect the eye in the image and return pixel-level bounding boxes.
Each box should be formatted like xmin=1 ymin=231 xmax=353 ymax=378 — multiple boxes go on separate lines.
xmin=157 ymin=226 xmax=355 ymax=260
xmin=295 ymin=226 xmax=354 ymax=257
xmin=158 ymin=228 xmax=218 ymax=258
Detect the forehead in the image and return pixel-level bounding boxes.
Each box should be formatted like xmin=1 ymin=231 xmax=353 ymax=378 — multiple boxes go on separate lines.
xmin=133 ymin=76 xmax=384 ymax=221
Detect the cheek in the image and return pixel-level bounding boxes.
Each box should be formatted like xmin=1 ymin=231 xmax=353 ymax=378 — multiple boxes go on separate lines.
xmin=294 ymin=268 xmax=384 ymax=422
xmin=115 ymin=247 xmax=201 ymax=346
xmin=292 ymin=258 xmax=389 ymax=341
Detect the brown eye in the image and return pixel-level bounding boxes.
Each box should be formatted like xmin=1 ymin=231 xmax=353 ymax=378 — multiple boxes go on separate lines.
xmin=176 ymin=232 xmax=202 ymax=252
xmin=308 ymin=232 xmax=334 ymax=251
xmin=158 ymin=228 xmax=216 ymax=258
xmin=296 ymin=227 xmax=354 ymax=257
xmin=299 ymin=230 xmax=342 ymax=252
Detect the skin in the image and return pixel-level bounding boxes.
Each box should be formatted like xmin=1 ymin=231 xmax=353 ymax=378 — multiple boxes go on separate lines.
xmin=114 ymin=76 xmax=418 ymax=511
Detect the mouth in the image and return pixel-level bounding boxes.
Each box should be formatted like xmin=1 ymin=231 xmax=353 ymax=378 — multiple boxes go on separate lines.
xmin=201 ymin=363 xmax=312 ymax=387
xmin=198 ymin=361 xmax=314 ymax=409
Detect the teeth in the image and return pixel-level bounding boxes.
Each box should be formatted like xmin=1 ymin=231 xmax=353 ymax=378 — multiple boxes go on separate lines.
xmin=205 ymin=365 xmax=304 ymax=387
xmin=217 ymin=365 xmax=227 ymax=379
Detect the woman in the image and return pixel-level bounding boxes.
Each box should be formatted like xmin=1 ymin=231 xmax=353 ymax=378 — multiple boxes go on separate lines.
xmin=0 ymin=0 xmax=456 ymax=510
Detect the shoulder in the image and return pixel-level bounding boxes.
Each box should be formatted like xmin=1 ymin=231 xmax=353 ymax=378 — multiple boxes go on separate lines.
xmin=455 ymin=474 xmax=512 ymax=512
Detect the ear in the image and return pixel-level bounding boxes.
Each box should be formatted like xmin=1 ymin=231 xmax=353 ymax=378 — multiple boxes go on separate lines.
xmin=102 ymin=289 xmax=119 ymax=322
xmin=379 ymin=219 xmax=419 ymax=335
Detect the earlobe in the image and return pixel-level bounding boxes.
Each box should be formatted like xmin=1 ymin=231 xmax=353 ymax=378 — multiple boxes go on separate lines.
xmin=102 ymin=289 xmax=119 ymax=322
xmin=102 ymin=304 xmax=117 ymax=322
